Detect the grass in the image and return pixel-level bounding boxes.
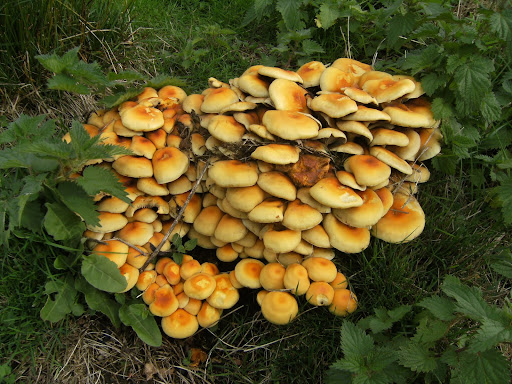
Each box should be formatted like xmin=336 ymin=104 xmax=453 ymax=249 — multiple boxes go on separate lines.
xmin=1 ymin=0 xmax=511 ymax=382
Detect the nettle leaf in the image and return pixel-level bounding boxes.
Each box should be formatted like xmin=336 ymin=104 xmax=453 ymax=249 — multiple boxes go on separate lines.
xmin=397 ymin=341 xmax=437 ymax=373
xmin=317 ymin=2 xmax=342 ymax=30
xmin=107 ymin=70 xmax=145 ymax=82
xmin=301 ymin=39 xmax=325 ymax=56
xmin=490 ymin=9 xmax=512 ymax=41
xmin=490 ymin=249 xmax=512 ymax=278
xmin=324 ymin=367 xmax=354 ymax=384
xmin=47 ymin=73 xmax=91 ymax=94
xmin=387 ymin=13 xmax=417 ymax=48
xmin=44 ymin=202 xmax=86 ymax=242
xmin=36 ymin=47 xmax=80 ymax=73
xmin=40 ymin=275 xmax=82 ymax=322
xmin=75 ymin=277 xmax=121 ymax=328
xmin=420 ymin=73 xmax=447 ymax=96
xmin=0 ymin=114 xmax=55 ymax=144
xmin=431 ymin=98 xmax=453 ymax=119
xmin=480 ymin=92 xmax=502 ymax=123
xmin=67 ymin=60 xmax=108 ymax=86
xmin=412 ymin=316 xmax=449 ymax=343
xmin=453 ymin=349 xmax=511 ymax=384
xmin=469 ymin=318 xmax=512 ymax=353
xmin=119 ymin=304 xmax=162 ymax=347
xmin=69 ymin=120 xmax=99 ymax=154
xmin=340 ymin=320 xmax=374 ymax=358
xmin=492 ymin=175 xmax=512 ymax=225
xmin=276 ymin=0 xmax=306 ymax=31
xmin=16 ymin=173 xmax=46 ymax=226
xmin=23 ymin=140 xmax=73 ymax=160
xmin=76 ymin=166 xmax=130 ymax=203
xmin=81 ymin=253 xmax=127 ymax=293
xmin=441 ymin=275 xmax=494 ymax=321
xmin=417 ymin=296 xmax=456 ymax=321
xmin=145 ymin=75 xmax=186 ymax=90
xmin=431 ymin=154 xmax=458 ymax=175
xmin=454 ymin=60 xmax=493 ymax=115
xmin=57 ymin=181 xmax=99 ymax=226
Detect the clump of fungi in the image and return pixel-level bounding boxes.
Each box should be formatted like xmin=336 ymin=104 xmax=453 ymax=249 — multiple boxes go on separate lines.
xmin=75 ymin=58 xmax=441 ymax=337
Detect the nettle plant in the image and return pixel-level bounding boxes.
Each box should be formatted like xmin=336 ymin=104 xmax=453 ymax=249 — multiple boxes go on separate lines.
xmin=244 ymin=0 xmax=512 ymax=224
xmin=0 ymin=49 xmax=189 ymax=346
xmin=326 ymin=274 xmax=512 ymax=384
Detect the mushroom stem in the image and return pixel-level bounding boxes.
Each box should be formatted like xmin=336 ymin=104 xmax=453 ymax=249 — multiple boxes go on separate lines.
xmin=141 ymin=159 xmax=211 ymax=271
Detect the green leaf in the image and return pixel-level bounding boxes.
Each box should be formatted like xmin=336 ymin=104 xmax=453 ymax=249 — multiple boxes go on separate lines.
xmin=107 ymin=70 xmax=145 ymax=82
xmin=75 ymin=277 xmax=121 ymax=328
xmin=431 ymin=98 xmax=453 ymax=119
xmin=387 ymin=13 xmax=417 ymax=48
xmin=490 ymin=9 xmax=512 ymax=41
xmin=276 ymin=0 xmax=306 ymax=31
xmin=81 ymin=253 xmax=128 ymax=293
xmin=454 ymin=61 xmax=493 ymax=115
xmin=420 ymin=73 xmax=447 ymax=96
xmin=340 ymin=320 xmax=375 ymax=358
xmin=453 ymin=349 xmax=511 ymax=384
xmin=441 ymin=275 xmax=494 ymax=321
xmin=23 ymin=140 xmax=73 ymax=160
xmin=325 ymin=367 xmax=354 ymax=384
xmin=490 ymin=249 xmax=512 ymax=278
xmin=145 ymin=75 xmax=186 ymax=90
xmin=301 ymin=39 xmax=325 ymax=56
xmin=36 ymin=47 xmax=80 ymax=73
xmin=492 ymin=175 xmax=512 ymax=225
xmin=47 ymin=73 xmax=91 ymax=94
xmin=101 ymin=89 xmax=142 ymax=109
xmin=40 ymin=276 xmax=79 ymax=322
xmin=412 ymin=316 xmax=449 ymax=343
xmin=417 ymin=296 xmax=456 ymax=321
xmin=397 ymin=341 xmax=437 ymax=373
xmin=57 ymin=181 xmax=99 ymax=226
xmin=469 ymin=318 xmax=512 ymax=353
xmin=119 ymin=304 xmax=162 ymax=347
xmin=317 ymin=3 xmax=342 ymax=30
xmin=43 ymin=202 xmax=86 ymax=242
xmin=480 ymin=92 xmax=502 ymax=123
xmin=76 ymin=166 xmax=130 ymax=203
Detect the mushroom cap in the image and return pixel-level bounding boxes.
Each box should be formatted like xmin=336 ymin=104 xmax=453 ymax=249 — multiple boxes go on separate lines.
xmin=332 ymin=189 xmax=384 ymax=228
xmin=330 ymin=272 xmax=349 ymax=290
xmin=342 ymin=105 xmax=391 ymax=122
xmin=319 ymin=67 xmax=356 ymax=92
xmin=370 ymin=128 xmax=410 ymax=147
xmin=149 ymin=284 xmax=179 ymax=317
xmin=262 ymin=110 xmax=319 ymax=140
xmin=362 ymin=77 xmax=416 ymax=103
xmin=225 ymin=185 xmax=267 ymax=213
xmin=118 ymin=263 xmax=140 ymax=293
xmin=306 ymin=281 xmax=335 ymax=306
xmin=248 ymin=198 xmax=286 ymax=224
xmin=417 ymin=128 xmax=442 ymax=161
xmin=152 ymin=147 xmax=190 ymax=184
xmin=404 ymin=163 xmax=431 ymax=183
xmin=92 ymin=240 xmax=129 ymax=268
xmin=383 ymin=98 xmax=437 ymax=128
xmin=117 ymin=221 xmax=154 ymax=246
xmin=309 ymin=177 xmax=363 ymax=209
xmin=193 ymin=205 xmax=224 ymax=237
xmin=282 ymin=199 xmax=323 ymax=231
xmin=142 ymin=282 xmax=159 ymax=305
xmin=184 ymin=272 xmax=217 ymax=300
xmin=158 ymin=85 xmax=187 ymax=103
xmin=257 ymin=171 xmax=296 ymax=201
xmin=302 ymin=224 xmax=331 ymax=248
xmin=214 ymin=214 xmax=248 ymax=243
xmin=344 ymin=155 xmax=391 ymax=187
xmin=120 ymin=104 xmax=164 ymax=132
xmin=168 ymin=192 xmax=202 ymax=223
xmin=323 ymin=213 xmax=371 ymax=253
xmin=258 ymin=66 xmax=303 ymax=83
xmin=343 ymin=87 xmax=377 ymax=104
xmin=283 ymin=263 xmax=310 ymax=295
xmin=259 ymin=262 xmax=286 ymax=291
xmin=369 ymin=146 xmax=413 ymax=175
xmin=183 ymin=298 xmax=202 ymax=316
xmin=96 ymin=196 xmax=130 ymax=214
xmin=263 ymin=227 xmax=302 ymax=254
xmin=261 ymin=291 xmax=299 ymax=325
xmin=161 ymin=309 xmax=199 ymax=339
xmin=296 ymin=188 xmax=331 ymax=214
xmin=180 ymin=259 xmax=202 ymax=280
xmin=162 ymin=262 xmax=181 ymax=285
xmin=206 ymin=273 xmax=240 ymax=309
xmin=182 ymin=94 xmax=204 ymax=114
xmin=216 ymin=244 xmax=239 ymax=262
xmin=374 ymin=187 xmax=394 ymax=215
xmin=234 ymin=258 xmax=265 ymax=289
xmin=112 ymin=155 xmax=153 ymax=178
xmin=309 ymin=93 xmax=358 ymax=118
xmin=201 ymin=87 xmax=239 ymax=114
xmin=197 ymin=302 xmax=223 ymax=328
xmin=371 ymin=193 xmax=425 ymax=243
xmin=301 ymin=257 xmax=337 ymax=283
xmin=297 ymin=61 xmax=326 ymax=88
xmin=136 ymin=270 xmax=157 ymax=291
xmin=137 ymin=177 xmax=169 ymax=196
xmin=387 ymin=129 xmax=421 ymax=161
xmin=269 ymin=78 xmax=309 ymax=113
xmin=329 ymin=289 xmax=358 ymax=316
xmin=209 ymin=160 xmax=259 ymax=188
xmin=336 ymin=170 xmax=366 ymax=191
xmin=276 ymin=251 xmax=304 ymax=266
xmin=251 ymin=144 xmax=301 ymax=165
xmin=208 ymin=115 xmax=246 ymax=143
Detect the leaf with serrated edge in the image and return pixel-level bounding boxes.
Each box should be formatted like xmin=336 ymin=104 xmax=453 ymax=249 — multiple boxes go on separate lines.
xmin=469 ymin=318 xmax=512 ymax=353
xmin=81 ymin=254 xmax=127 ymax=293
xmin=75 ymin=277 xmax=121 ymax=328
xmin=317 ymin=3 xmax=341 ymax=29
xmin=57 ymin=181 xmax=99 ymax=226
xmin=341 ymin=320 xmax=374 ymax=358
xmin=40 ymin=276 xmax=78 ymax=322
xmin=76 ymin=166 xmax=130 ymax=203
xmin=47 ymin=74 xmax=90 ymax=94
xmin=453 ymin=349 xmax=511 ymax=384
xmin=490 ymin=249 xmax=512 ymax=278
xmin=276 ymin=0 xmax=306 ymax=31
xmin=119 ymin=304 xmax=162 ymax=347
xmin=417 ymin=296 xmax=456 ymax=321
xmin=397 ymin=341 xmax=437 ymax=373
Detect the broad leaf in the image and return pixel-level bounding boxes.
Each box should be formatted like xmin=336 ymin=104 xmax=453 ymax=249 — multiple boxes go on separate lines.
xmin=44 ymin=202 xmax=85 ymax=242
xmin=40 ymin=276 xmax=81 ymax=322
xmin=47 ymin=74 xmax=91 ymax=94
xmin=420 ymin=73 xmax=447 ymax=96
xmin=101 ymin=89 xmax=142 ymax=108
xmin=119 ymin=304 xmax=162 ymax=347
xmin=492 ymin=175 xmax=512 ymax=225
xmin=480 ymin=92 xmax=502 ymax=123
xmin=490 ymin=9 xmax=512 ymax=41
xmin=75 ymin=277 xmax=121 ymax=328
xmin=35 ymin=47 xmax=80 ymax=73
xmin=397 ymin=341 xmax=437 ymax=373
xmin=57 ymin=181 xmax=99 ymax=226
xmin=81 ymin=254 xmax=127 ymax=293
xmin=490 ymin=249 xmax=512 ymax=278
xmin=452 ymin=349 xmax=511 ymax=384
xmin=317 ymin=3 xmax=342 ymax=30
xmin=454 ymin=60 xmax=493 ymax=115
xmin=276 ymin=0 xmax=306 ymax=31
xmin=417 ymin=296 xmax=456 ymax=321
xmin=340 ymin=320 xmax=374 ymax=358
xmin=387 ymin=13 xmax=417 ymax=48
xmin=469 ymin=318 xmax=512 ymax=352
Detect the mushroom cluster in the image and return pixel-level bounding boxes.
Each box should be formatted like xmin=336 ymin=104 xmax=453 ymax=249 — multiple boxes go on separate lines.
xmin=76 ymin=57 xmax=442 ymax=337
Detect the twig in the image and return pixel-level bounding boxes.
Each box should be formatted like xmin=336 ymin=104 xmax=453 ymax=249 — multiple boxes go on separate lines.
xmin=140 ymin=159 xmax=210 ymax=270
